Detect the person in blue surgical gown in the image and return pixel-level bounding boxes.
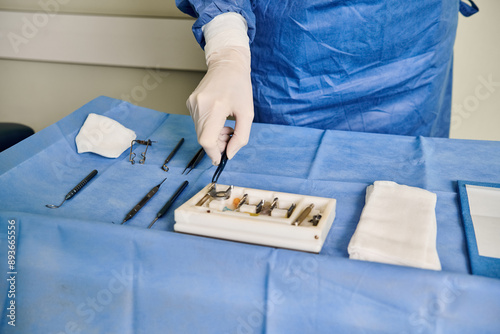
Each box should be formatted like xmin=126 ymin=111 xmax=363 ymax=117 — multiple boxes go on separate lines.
xmin=176 ymin=0 xmax=476 ymax=164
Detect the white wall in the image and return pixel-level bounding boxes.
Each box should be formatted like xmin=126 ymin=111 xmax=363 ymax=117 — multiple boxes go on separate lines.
xmin=450 ymin=0 xmax=500 ymax=141
xmin=0 ymin=0 xmax=185 ymax=18
xmin=0 ymin=0 xmax=499 ymax=140
xmin=0 ymin=3 xmax=205 ymax=132
xmin=0 ymin=59 xmax=204 ymax=132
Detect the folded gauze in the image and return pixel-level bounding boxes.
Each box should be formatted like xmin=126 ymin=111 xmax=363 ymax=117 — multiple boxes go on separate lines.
xmin=348 ymin=181 xmax=441 ymax=270
xmin=75 ymin=113 xmax=136 ymax=158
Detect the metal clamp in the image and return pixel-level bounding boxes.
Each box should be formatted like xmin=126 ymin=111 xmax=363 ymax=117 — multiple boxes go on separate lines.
xmin=209 ymin=184 xmax=233 ymax=201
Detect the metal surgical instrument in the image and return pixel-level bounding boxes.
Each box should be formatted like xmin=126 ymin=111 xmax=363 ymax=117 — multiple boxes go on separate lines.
xmin=293 ymin=204 xmax=314 ymax=226
xmin=162 ymin=138 xmax=184 ymax=172
xmin=209 ymin=185 xmax=233 ymax=200
xmin=46 ymin=169 xmax=98 ymax=209
xmin=182 ymin=147 xmax=205 ymax=174
xmin=212 ymin=149 xmax=228 ymax=184
xmin=196 ymin=183 xmax=216 ymax=206
xmin=129 ymin=139 xmax=156 ymax=165
xmin=148 ymin=180 xmax=189 ymax=229
xmin=270 ymin=197 xmax=279 ymax=211
xmin=287 ymin=203 xmax=297 ymax=218
xmin=255 ymin=200 xmax=264 ymax=214
xmin=235 ymin=194 xmax=248 ymax=210
xmin=120 ymin=178 xmax=166 ymax=224
xmin=310 ymin=214 xmax=322 ymax=226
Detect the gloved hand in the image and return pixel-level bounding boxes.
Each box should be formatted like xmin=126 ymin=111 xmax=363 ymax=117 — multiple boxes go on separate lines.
xmin=187 ymin=13 xmax=254 ymax=165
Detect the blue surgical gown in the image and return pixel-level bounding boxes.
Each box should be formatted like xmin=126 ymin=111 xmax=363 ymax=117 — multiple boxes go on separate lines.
xmin=176 ymin=0 xmax=463 ymax=137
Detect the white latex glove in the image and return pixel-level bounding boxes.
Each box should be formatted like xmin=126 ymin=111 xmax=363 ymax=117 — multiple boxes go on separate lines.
xmin=187 ymin=13 xmax=254 ymax=165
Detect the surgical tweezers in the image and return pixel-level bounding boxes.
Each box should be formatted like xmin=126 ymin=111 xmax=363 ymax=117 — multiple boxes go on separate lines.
xmin=212 ymin=149 xmax=228 ymax=184
xmin=182 ymin=147 xmax=205 ymax=174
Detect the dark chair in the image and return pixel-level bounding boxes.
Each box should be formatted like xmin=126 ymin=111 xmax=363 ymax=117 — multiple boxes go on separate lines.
xmin=0 ymin=123 xmax=35 ymax=152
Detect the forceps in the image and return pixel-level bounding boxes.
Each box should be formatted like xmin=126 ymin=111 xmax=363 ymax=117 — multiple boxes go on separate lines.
xmin=182 ymin=147 xmax=205 ymax=174
xmin=206 ymin=150 xmax=231 ymax=200
xmin=195 ymin=150 xmax=229 ymax=206
xmin=212 ymin=149 xmax=228 ymax=184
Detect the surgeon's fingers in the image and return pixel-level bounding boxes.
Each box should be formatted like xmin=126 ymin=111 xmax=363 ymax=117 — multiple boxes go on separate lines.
xmin=217 ymin=126 xmax=234 ymax=151
xmin=196 ymin=111 xmax=230 ymax=165
xmin=226 ymin=111 xmax=253 ymax=160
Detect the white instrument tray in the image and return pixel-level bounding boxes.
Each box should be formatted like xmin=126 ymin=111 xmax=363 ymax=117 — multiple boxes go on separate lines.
xmin=174 ymin=184 xmax=336 ymax=253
